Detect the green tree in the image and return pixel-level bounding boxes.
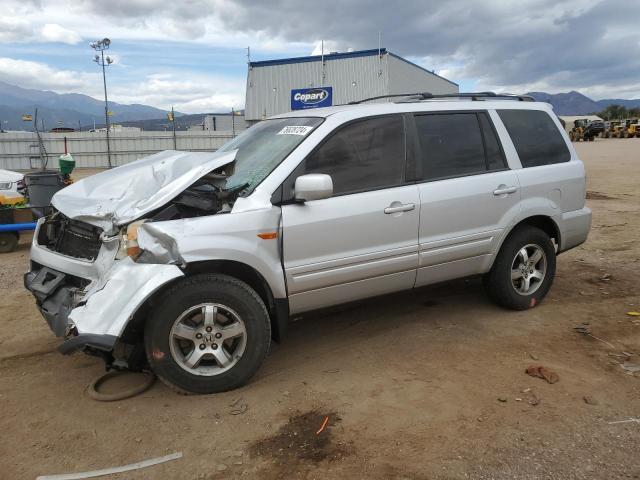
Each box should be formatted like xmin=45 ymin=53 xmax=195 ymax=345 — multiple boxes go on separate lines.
xmin=628 ymin=107 xmax=640 ymax=118
xmin=598 ymin=104 xmax=628 ymax=120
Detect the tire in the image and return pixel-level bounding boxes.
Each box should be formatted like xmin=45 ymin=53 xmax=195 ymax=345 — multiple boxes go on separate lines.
xmin=0 ymin=232 xmax=19 ymax=253
xmin=145 ymin=273 xmax=271 ymax=394
xmin=484 ymin=225 xmax=556 ymax=310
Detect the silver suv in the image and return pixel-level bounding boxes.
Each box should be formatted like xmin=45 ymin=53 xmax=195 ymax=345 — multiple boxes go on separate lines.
xmin=25 ymin=93 xmax=591 ymax=394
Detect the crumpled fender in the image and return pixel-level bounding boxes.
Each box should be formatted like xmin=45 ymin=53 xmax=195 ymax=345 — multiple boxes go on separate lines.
xmin=136 ymin=206 xmax=287 ymax=299
xmin=68 ymin=257 xmax=184 ymax=337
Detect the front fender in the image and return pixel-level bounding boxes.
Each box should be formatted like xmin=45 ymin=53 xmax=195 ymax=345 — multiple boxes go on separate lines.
xmin=68 ymin=257 xmax=184 ymax=337
xmin=137 ymin=207 xmax=286 ymax=299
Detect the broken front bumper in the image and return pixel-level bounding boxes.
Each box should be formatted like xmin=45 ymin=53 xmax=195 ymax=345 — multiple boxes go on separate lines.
xmin=24 ymin=267 xmax=118 ymax=354
xmin=26 ymin=224 xmax=184 ymax=354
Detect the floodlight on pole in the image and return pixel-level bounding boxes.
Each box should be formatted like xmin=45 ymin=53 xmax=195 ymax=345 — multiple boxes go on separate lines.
xmin=91 ymin=37 xmax=113 ymax=168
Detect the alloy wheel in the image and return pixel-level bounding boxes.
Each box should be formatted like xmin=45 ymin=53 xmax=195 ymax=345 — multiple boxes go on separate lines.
xmin=510 ymin=244 xmax=547 ymax=296
xmin=169 ymin=303 xmax=247 ymax=376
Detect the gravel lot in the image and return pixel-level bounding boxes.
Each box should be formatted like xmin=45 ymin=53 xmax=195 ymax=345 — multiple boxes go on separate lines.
xmin=1 ymin=139 xmax=639 ymax=479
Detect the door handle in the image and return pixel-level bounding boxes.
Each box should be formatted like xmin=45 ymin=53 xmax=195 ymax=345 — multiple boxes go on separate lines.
xmin=493 ymin=185 xmax=518 ymax=196
xmin=384 ymin=203 xmax=415 ymax=214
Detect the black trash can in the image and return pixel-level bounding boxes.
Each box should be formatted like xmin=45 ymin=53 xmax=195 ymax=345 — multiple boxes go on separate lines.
xmin=23 ymin=171 xmax=66 ymax=208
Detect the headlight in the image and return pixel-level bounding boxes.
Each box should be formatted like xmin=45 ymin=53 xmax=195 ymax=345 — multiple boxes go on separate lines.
xmin=116 ymin=220 xmax=146 ymax=259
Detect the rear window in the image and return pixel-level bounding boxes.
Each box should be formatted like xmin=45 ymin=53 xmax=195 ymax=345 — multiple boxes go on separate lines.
xmin=498 ymin=110 xmax=570 ymax=167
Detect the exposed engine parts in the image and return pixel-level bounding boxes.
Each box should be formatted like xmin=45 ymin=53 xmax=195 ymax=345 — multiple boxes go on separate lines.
xmin=150 ymin=173 xmax=246 ymax=221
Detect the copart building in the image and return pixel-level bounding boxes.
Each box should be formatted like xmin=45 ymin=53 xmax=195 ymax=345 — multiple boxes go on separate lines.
xmin=244 ymin=48 xmax=458 ymax=122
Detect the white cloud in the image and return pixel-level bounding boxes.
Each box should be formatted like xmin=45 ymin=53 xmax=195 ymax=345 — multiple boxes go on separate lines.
xmin=0 ymin=16 xmax=32 ymax=42
xmin=0 ymin=58 xmax=100 ymax=93
xmin=110 ymin=73 xmax=245 ymax=113
xmin=41 ymin=23 xmax=82 ymax=44
xmin=310 ymin=41 xmax=343 ymax=56
xmin=1 ymin=0 xmax=638 ymax=105
xmin=0 ymin=56 xmax=245 ymax=113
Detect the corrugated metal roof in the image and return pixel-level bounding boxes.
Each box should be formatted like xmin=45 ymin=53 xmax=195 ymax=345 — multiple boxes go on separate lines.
xmin=249 ymin=48 xmax=388 ymax=68
xmin=249 ymin=48 xmax=457 ymax=87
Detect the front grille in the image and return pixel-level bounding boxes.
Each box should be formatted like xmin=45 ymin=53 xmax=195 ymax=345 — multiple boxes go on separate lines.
xmin=38 ymin=213 xmax=103 ymax=261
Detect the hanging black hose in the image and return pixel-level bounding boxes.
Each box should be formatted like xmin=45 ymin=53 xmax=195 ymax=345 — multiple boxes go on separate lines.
xmin=86 ymin=370 xmax=156 ymax=402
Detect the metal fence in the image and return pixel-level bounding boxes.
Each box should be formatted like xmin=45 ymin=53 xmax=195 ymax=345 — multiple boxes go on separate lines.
xmin=0 ymin=130 xmax=235 ymax=170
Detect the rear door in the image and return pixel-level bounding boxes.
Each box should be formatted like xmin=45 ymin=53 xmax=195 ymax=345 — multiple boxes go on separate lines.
xmin=412 ymin=111 xmax=521 ymax=287
xmin=280 ymin=115 xmax=420 ymax=314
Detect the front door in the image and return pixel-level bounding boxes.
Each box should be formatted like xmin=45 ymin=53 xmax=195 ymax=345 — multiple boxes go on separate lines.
xmin=281 ymin=115 xmax=420 ymax=314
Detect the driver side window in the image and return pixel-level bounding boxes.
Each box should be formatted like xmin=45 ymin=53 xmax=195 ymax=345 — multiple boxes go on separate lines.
xmin=302 ymin=115 xmax=406 ymax=196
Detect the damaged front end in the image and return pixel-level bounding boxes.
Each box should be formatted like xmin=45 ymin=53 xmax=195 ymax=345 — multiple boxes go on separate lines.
xmin=24 ymin=210 xmax=186 ymax=367
xmin=24 ymin=150 xmax=243 ymax=367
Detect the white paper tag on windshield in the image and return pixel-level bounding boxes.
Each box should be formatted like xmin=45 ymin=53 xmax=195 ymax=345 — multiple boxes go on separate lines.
xmin=277 ymin=126 xmax=313 ymax=136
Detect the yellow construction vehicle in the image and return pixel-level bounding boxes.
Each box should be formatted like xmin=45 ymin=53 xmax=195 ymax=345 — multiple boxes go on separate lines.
xmin=623 ymin=119 xmax=638 ymax=138
xmin=569 ymin=119 xmax=597 ymax=141
xmin=604 ymin=120 xmax=624 ymax=138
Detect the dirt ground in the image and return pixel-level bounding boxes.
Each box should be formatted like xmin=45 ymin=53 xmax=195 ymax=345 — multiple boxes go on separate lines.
xmin=1 ymin=139 xmax=639 ymax=480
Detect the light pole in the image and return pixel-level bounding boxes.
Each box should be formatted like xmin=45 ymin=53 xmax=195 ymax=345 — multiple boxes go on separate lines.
xmin=91 ymin=38 xmax=114 ymax=168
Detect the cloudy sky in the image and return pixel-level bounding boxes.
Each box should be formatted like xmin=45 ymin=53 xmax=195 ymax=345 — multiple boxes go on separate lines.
xmin=1 ymin=0 xmax=638 ymax=113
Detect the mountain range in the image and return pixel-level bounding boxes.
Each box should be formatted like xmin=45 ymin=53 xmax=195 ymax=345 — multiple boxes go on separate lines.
xmin=0 ymin=81 xmax=174 ymax=131
xmin=2 ymin=81 xmax=640 ymax=131
xmin=526 ymin=91 xmax=640 ymax=115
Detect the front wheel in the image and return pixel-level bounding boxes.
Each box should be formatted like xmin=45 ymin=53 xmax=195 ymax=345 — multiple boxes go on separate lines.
xmin=145 ymin=274 xmax=271 ymax=394
xmin=484 ymin=226 xmax=556 ymax=310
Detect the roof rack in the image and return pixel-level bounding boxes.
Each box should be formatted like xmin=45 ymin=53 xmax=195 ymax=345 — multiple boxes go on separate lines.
xmin=348 ymin=93 xmax=430 ymax=104
xmin=348 ymin=91 xmax=535 ymax=105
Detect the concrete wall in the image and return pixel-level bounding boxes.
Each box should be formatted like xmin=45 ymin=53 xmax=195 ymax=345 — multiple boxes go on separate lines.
xmin=0 ymin=130 xmax=235 ymax=170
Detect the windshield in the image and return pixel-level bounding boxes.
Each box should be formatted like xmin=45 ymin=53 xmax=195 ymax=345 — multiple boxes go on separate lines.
xmin=219 ymin=117 xmax=323 ymax=193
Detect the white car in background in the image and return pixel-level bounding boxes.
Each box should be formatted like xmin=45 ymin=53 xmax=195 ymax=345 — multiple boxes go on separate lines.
xmin=0 ymin=169 xmax=25 ymax=204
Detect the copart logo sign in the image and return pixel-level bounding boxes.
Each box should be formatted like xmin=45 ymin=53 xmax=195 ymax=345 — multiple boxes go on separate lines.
xmin=291 ymin=87 xmax=333 ymax=110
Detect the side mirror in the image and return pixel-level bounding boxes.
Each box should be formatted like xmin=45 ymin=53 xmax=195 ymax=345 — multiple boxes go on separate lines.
xmin=294 ymin=174 xmax=333 ymax=202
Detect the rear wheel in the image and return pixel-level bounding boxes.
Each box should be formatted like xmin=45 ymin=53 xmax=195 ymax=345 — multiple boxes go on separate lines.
xmin=484 ymin=225 xmax=556 ymax=310
xmin=145 ymin=274 xmax=271 ymax=394
xmin=0 ymin=232 xmax=19 ymax=253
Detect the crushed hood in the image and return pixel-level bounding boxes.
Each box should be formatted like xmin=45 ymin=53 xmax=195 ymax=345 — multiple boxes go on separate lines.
xmin=51 ymin=149 xmax=237 ymax=232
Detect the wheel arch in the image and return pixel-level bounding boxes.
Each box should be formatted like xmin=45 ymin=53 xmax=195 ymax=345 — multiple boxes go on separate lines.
xmin=121 ymin=260 xmax=288 ymax=347
xmin=490 ymin=215 xmax=561 ymax=270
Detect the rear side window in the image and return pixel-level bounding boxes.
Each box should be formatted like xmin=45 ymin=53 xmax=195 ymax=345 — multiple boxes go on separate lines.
xmin=498 ymin=110 xmax=570 ymax=167
xmin=302 ymin=115 xmax=405 ymax=195
xmin=414 ymin=112 xmax=506 ymax=181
